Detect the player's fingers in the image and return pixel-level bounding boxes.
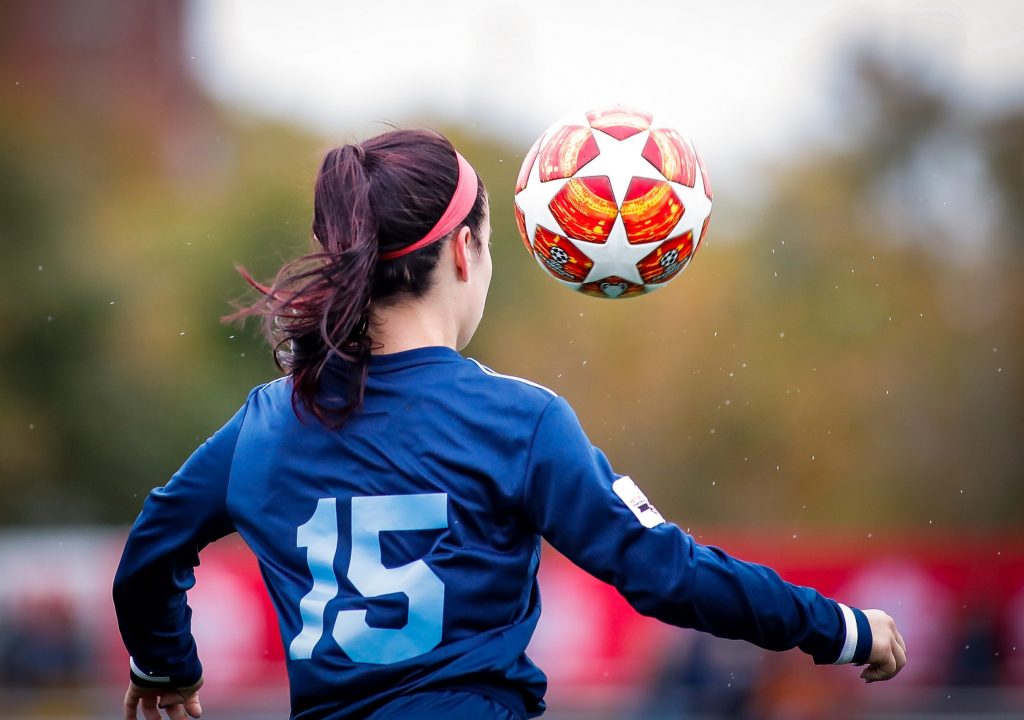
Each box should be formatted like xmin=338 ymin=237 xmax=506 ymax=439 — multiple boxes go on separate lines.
xmin=893 ymin=637 xmax=907 ymax=673
xmin=158 ymin=690 xmax=183 ymax=708
xmin=861 ymin=664 xmax=887 ymax=682
xmin=156 ymin=689 xmax=201 ymax=719
xmin=894 ymin=628 xmax=907 ymax=655
xmin=861 ymin=642 xmax=898 ymax=682
xmin=123 ymin=688 xmax=140 ymax=720
xmin=158 ymin=690 xmax=186 ymax=720
xmin=139 ymin=695 xmax=163 ymax=720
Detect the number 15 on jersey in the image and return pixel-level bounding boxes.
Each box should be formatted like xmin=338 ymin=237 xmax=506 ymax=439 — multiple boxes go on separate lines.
xmin=288 ymin=493 xmax=449 ymax=665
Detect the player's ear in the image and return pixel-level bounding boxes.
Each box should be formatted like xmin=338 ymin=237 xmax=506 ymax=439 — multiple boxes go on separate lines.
xmin=451 ymin=225 xmax=473 ymax=283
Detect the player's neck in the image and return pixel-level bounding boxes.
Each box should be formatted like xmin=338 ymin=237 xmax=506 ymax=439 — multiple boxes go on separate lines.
xmin=369 ymin=300 xmax=456 ymax=355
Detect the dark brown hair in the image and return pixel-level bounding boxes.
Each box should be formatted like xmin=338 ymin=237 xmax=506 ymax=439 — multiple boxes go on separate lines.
xmin=227 ymin=129 xmax=487 ymax=425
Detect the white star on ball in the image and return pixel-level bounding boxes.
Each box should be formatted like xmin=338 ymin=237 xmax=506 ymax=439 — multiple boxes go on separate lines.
xmin=665 ymin=178 xmax=713 ymax=241
xmin=578 ymin=215 xmax=660 ymax=285
xmin=513 ymin=154 xmax=570 ymax=249
xmin=575 ymin=129 xmax=667 ymax=206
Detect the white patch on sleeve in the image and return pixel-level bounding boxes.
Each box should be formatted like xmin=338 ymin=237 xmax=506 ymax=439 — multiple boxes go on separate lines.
xmin=612 ymin=476 xmax=665 ymax=528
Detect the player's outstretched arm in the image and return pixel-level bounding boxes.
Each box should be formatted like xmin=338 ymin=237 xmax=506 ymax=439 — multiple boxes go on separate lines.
xmin=124 ymin=677 xmax=203 ymax=720
xmin=861 ymin=609 xmax=907 ymax=682
xmin=522 ymin=396 xmax=908 ymax=677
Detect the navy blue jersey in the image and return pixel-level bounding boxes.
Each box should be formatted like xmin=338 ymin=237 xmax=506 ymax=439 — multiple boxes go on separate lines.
xmin=113 ymin=346 xmax=872 ymax=718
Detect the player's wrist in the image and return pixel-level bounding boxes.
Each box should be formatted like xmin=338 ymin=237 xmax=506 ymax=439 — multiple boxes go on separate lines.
xmin=128 ymin=656 xmax=203 ymax=691
xmin=832 ymin=604 xmax=873 ymax=665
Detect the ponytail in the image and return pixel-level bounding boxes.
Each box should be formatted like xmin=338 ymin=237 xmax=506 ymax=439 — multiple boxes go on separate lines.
xmin=227 ymin=129 xmax=487 ymax=426
xmin=229 ymin=144 xmax=377 ymax=425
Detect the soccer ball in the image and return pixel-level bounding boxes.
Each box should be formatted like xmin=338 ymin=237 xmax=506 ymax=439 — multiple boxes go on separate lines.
xmin=514 ymin=105 xmax=713 ymax=299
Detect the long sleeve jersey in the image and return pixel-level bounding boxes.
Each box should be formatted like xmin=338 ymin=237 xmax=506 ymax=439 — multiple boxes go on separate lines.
xmin=113 ymin=346 xmax=872 ymax=719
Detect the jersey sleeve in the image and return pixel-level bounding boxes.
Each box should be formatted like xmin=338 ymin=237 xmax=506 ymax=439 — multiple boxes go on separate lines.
xmin=112 ymin=388 xmax=256 ymax=688
xmin=522 ymin=396 xmax=873 ymax=666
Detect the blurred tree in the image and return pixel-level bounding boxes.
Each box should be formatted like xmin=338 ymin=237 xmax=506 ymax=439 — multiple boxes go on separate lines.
xmin=0 ymin=5 xmax=1019 ymax=533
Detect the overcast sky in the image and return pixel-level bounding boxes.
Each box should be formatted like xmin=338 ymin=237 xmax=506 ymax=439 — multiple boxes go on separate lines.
xmin=186 ymin=0 xmax=1023 ymax=182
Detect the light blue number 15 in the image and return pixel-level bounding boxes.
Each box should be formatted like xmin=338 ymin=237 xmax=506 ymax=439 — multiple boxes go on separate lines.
xmin=288 ymin=493 xmax=448 ymax=665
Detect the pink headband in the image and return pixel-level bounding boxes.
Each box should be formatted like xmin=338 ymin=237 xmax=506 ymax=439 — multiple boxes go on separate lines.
xmin=379 ymin=151 xmax=478 ymax=261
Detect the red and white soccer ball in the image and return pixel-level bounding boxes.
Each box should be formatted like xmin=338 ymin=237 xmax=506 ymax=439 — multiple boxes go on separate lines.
xmin=514 ymin=105 xmax=713 ymax=299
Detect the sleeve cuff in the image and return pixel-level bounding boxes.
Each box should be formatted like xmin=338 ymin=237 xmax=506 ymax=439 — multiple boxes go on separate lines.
xmin=833 ymin=604 xmax=873 ymax=665
xmin=129 ymin=657 xmax=202 ymax=689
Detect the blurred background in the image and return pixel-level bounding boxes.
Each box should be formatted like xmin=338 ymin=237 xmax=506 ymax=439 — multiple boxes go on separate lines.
xmin=0 ymin=0 xmax=1021 ymax=717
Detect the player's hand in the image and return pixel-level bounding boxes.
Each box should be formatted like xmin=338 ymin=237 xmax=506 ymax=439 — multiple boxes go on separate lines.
xmin=124 ymin=677 xmax=203 ymax=720
xmin=860 ymin=610 xmax=906 ymax=683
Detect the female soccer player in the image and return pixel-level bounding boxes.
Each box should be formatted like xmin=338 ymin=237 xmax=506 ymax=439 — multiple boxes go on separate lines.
xmin=113 ymin=129 xmax=906 ymax=720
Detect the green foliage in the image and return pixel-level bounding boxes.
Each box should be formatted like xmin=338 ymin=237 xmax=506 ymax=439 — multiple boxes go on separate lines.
xmin=0 ymin=52 xmax=1019 ymax=530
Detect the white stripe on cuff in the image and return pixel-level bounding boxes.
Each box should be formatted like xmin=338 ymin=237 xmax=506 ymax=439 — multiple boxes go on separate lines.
xmin=834 ymin=603 xmax=858 ymax=664
xmin=130 ymin=657 xmax=171 ymax=683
